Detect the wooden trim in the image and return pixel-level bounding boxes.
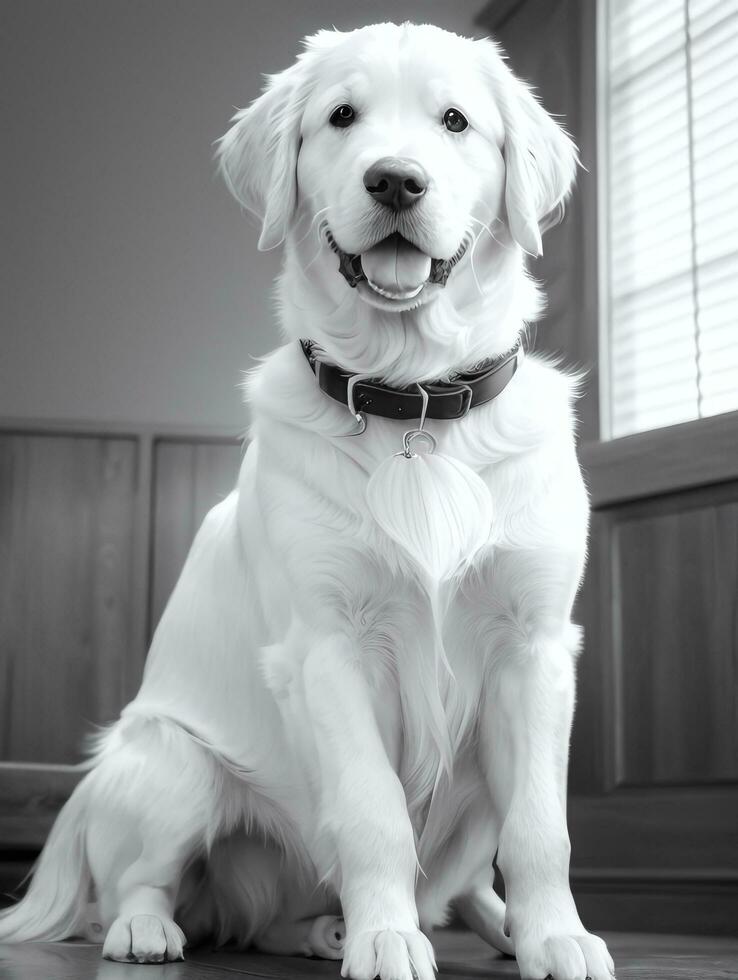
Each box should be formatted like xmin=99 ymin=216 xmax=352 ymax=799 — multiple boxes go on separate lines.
xmin=0 ymin=764 xmax=82 ymax=850
xmin=571 ymin=867 xmax=738 ymax=885
xmin=131 ymin=434 xmax=154 ymax=683
xmin=571 ymin=869 xmax=738 ymax=934
xmin=569 ymin=785 xmax=738 ymax=872
xmin=580 ymin=410 xmax=738 ymax=509
xmin=573 ymin=877 xmax=738 ymax=936
xmin=0 ymin=416 xmax=244 ymax=442
xmin=0 ymin=855 xmax=36 ymax=901
xmin=0 ymin=762 xmax=81 ymax=775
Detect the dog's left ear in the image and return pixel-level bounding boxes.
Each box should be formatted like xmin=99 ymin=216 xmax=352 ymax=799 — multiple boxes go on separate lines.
xmin=482 ymin=41 xmax=578 ymax=256
xmin=216 ymin=31 xmax=340 ymax=251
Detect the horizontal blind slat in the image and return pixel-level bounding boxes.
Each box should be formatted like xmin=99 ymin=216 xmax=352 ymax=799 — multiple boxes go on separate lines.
xmin=609 ymin=115 xmax=690 ymax=170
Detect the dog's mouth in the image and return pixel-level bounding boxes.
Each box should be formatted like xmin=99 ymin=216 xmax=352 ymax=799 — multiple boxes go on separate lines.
xmin=324 ymin=229 xmax=468 ymax=304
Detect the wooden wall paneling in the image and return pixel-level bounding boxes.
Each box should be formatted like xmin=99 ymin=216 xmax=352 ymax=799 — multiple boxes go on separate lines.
xmin=149 ymin=438 xmax=242 ymax=637
xmin=616 ymin=489 xmax=738 ymax=786
xmin=568 ymin=480 xmax=738 ymax=934
xmin=0 ymin=424 xmax=243 ymax=879
xmin=0 ymin=434 xmax=138 ymax=765
xmin=570 ymin=509 xmax=617 ymax=794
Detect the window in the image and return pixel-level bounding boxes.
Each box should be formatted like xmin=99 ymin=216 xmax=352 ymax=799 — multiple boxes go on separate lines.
xmin=599 ymin=0 xmax=738 ymax=439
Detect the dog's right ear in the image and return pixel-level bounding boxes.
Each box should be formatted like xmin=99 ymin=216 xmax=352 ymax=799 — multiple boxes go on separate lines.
xmin=216 ymin=30 xmax=343 ymax=251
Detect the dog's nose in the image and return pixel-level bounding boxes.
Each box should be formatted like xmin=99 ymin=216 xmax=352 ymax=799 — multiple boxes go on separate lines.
xmin=363 ymin=157 xmax=428 ymax=210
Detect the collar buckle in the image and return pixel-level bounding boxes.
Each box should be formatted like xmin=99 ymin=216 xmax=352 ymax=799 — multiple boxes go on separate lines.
xmin=456 ymin=382 xmax=473 ymax=419
xmin=346 ymin=373 xmax=370 ymax=435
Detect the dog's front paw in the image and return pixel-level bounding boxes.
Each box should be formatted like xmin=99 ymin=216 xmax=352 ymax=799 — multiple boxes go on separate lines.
xmin=102 ymin=913 xmax=185 ymax=963
xmin=515 ymin=928 xmax=614 ymax=980
xmin=342 ymin=928 xmax=436 ymax=980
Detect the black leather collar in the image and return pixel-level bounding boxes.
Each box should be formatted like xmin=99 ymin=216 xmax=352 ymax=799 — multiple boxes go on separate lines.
xmin=300 ymin=339 xmax=522 ymax=423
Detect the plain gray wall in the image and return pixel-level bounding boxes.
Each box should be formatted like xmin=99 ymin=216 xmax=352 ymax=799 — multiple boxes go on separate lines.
xmin=1 ymin=0 xmax=485 ymax=430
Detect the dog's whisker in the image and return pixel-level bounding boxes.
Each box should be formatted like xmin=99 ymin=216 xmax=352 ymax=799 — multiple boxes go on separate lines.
xmin=467 ymin=229 xmax=486 ymax=298
xmin=468 ymin=214 xmax=509 ymax=251
xmin=309 ymin=211 xmax=332 ymax=247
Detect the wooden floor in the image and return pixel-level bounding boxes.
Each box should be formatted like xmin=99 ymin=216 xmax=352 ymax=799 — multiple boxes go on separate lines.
xmin=1 ymin=930 xmax=737 ymax=980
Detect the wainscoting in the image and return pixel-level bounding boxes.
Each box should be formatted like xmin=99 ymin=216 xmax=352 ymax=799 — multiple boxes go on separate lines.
xmin=0 ymin=421 xmax=242 ymax=886
xmin=569 ymin=419 xmax=738 ymax=936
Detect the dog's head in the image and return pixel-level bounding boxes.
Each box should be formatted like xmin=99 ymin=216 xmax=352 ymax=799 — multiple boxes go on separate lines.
xmin=218 ymin=24 xmax=576 ymax=371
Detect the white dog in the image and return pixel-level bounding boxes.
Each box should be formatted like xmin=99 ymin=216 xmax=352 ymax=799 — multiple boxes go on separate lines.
xmin=0 ymin=22 xmax=615 ymax=980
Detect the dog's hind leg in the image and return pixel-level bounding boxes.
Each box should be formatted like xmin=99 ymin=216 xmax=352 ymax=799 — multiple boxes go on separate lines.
xmin=85 ymin=718 xmax=223 ymax=963
xmin=455 ymin=884 xmax=513 ymax=957
xmin=255 ymin=915 xmax=346 ymax=959
xmin=416 ymin=774 xmax=514 ymax=957
xmin=198 ymin=831 xmax=344 ymax=959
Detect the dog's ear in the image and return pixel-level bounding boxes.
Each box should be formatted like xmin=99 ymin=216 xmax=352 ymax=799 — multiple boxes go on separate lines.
xmin=482 ymin=42 xmax=578 ymax=256
xmin=216 ymin=60 xmax=307 ymax=251
xmin=216 ymin=31 xmax=340 ymax=251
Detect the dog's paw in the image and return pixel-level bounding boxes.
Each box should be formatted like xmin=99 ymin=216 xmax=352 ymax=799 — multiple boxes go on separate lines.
xmin=307 ymin=915 xmax=346 ymax=959
xmin=516 ymin=929 xmax=614 ymax=980
xmin=102 ymin=913 xmax=186 ymax=963
xmin=341 ymin=928 xmax=436 ymax=980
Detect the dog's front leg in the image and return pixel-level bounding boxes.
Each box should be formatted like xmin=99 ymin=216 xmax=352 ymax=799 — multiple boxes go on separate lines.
xmin=303 ymin=632 xmax=436 ymax=980
xmin=480 ymin=565 xmax=614 ymax=980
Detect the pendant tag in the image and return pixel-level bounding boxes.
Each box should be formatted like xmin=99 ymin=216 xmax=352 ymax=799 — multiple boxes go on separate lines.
xmin=400 ymin=428 xmax=437 ymax=458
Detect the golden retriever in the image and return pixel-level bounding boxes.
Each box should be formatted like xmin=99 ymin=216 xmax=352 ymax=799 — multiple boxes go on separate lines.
xmin=0 ymin=22 xmax=614 ymax=980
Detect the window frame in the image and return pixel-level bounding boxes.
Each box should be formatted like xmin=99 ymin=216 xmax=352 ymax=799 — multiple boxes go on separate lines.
xmin=588 ymin=0 xmax=738 ymax=502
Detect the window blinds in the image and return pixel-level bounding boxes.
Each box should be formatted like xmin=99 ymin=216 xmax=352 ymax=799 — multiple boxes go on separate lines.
xmin=602 ymin=0 xmax=738 ymax=438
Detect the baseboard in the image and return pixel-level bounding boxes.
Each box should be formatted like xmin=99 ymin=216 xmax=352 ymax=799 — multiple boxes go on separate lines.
xmin=573 ymin=873 xmax=738 ymax=935
xmin=0 ymin=853 xmax=34 ymax=907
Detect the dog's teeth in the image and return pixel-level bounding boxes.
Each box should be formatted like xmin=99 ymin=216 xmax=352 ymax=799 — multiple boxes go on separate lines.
xmin=366 ymin=279 xmax=424 ymax=300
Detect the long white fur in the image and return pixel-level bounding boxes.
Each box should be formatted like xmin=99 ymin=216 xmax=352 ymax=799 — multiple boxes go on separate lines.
xmin=0 ymin=22 xmax=615 ymax=980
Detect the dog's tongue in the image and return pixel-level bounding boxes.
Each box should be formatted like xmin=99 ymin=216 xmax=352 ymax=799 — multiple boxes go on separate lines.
xmin=360 ymin=235 xmax=432 ymax=293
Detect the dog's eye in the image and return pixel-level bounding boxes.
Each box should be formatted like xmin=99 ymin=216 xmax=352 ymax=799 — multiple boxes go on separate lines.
xmin=330 ymin=104 xmax=355 ymax=128
xmin=443 ymin=107 xmax=468 ymax=133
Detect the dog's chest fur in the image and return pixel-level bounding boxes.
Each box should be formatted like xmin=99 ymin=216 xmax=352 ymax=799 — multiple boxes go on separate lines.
xmin=239 ymin=342 xmax=586 ymax=855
